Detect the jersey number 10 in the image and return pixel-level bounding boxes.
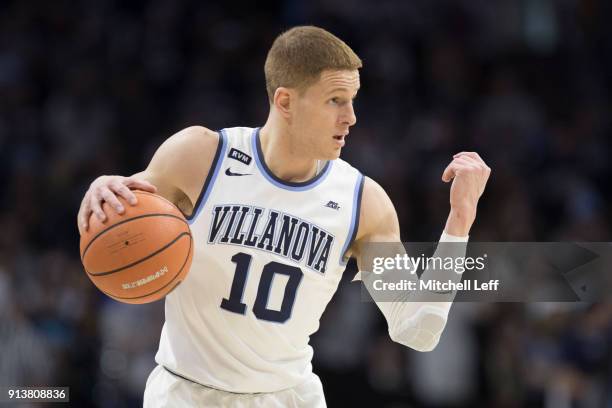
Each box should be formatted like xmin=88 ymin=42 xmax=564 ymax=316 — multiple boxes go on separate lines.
xmin=220 ymin=252 xmax=303 ymax=323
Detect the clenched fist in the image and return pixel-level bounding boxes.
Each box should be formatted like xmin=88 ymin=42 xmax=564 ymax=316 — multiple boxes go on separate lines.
xmin=441 ymin=152 xmax=491 ymax=236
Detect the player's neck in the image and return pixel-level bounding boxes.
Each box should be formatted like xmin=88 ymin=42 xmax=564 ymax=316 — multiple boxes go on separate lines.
xmin=258 ymin=124 xmax=319 ymax=183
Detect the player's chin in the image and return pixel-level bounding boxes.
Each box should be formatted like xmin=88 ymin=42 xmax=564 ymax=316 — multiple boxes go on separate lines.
xmin=325 ymin=148 xmax=342 ymax=160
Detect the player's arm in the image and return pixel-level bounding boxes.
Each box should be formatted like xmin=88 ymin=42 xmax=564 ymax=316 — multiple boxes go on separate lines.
xmin=77 ymin=126 xmax=219 ymax=235
xmin=349 ymin=178 xmax=461 ymax=352
xmin=349 ymin=152 xmax=490 ymax=351
xmin=131 ymin=126 xmax=219 ymax=215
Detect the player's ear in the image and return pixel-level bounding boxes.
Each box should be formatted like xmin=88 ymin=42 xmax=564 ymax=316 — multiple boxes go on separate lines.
xmin=273 ymin=87 xmax=292 ymax=119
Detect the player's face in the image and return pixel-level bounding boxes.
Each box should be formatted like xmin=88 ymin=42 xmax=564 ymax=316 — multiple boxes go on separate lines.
xmin=292 ymin=70 xmax=360 ymax=160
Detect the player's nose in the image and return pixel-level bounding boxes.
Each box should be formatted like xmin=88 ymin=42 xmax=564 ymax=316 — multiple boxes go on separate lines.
xmin=341 ymin=102 xmax=357 ymax=127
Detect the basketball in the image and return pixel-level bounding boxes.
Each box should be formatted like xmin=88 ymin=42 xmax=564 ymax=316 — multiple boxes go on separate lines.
xmin=79 ymin=190 xmax=193 ymax=304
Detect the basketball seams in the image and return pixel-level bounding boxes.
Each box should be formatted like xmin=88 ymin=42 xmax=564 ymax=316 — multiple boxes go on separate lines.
xmin=81 ymin=213 xmax=190 ymax=261
xmin=99 ymin=235 xmax=192 ymax=301
xmin=85 ymin=231 xmax=192 ymax=276
xmin=80 ymin=191 xmax=195 ymax=304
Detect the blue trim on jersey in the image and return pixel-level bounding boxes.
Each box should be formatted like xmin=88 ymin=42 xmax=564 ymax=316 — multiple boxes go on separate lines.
xmin=340 ymin=173 xmax=365 ymax=265
xmin=251 ymin=127 xmax=332 ymax=191
xmin=187 ymin=130 xmax=228 ymax=224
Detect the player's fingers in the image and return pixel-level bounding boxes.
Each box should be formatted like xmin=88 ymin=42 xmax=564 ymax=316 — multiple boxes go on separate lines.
xmin=78 ymin=196 xmax=92 ymax=233
xmin=110 ymin=181 xmax=137 ymax=206
xmin=442 ymin=157 xmax=477 ymax=182
xmin=453 ymin=151 xmax=483 ymax=163
xmin=453 ymin=156 xmax=481 ymax=171
xmin=442 ymin=162 xmax=457 ymax=182
xmin=90 ymin=189 xmax=108 ymax=222
xmin=100 ymin=187 xmax=125 ymax=214
xmin=454 ymin=152 xmax=491 ymax=173
xmin=453 ymin=156 xmax=475 ymax=166
xmin=124 ymin=178 xmax=158 ymax=194
xmin=454 ymin=155 xmax=491 ymax=176
xmin=447 ymin=157 xmax=475 ymax=173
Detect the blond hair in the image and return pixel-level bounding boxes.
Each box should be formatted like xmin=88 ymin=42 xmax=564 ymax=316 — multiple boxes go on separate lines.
xmin=264 ymin=26 xmax=362 ymax=103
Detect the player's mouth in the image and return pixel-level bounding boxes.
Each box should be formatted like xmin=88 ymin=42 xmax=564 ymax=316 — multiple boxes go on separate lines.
xmin=333 ymin=134 xmax=347 ymax=147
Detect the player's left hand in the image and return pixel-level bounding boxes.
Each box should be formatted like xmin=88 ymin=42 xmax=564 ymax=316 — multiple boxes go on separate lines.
xmin=441 ymin=151 xmax=491 ymax=225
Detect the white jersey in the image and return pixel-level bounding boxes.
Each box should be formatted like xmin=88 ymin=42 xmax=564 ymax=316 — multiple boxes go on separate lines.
xmin=155 ymin=126 xmax=364 ymax=393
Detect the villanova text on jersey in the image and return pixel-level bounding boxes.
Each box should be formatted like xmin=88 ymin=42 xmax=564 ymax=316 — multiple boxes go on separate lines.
xmin=207 ymin=205 xmax=334 ymax=274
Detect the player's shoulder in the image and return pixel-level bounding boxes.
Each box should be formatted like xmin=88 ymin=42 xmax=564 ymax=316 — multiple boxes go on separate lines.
xmin=219 ymin=126 xmax=254 ymax=134
xmin=361 ymin=176 xmax=388 ymax=201
xmin=217 ymin=126 xmax=256 ymax=141
xmin=216 ymin=126 xmax=261 ymax=154
xmin=162 ymin=125 xmax=259 ymax=158
xmin=354 ymin=175 xmax=398 ymax=241
xmin=150 ymin=125 xmax=219 ymax=163
xmin=148 ymin=126 xmax=219 ymax=166
xmin=331 ymin=156 xmax=362 ymax=180
xmin=169 ymin=125 xmax=220 ymax=149
xmin=144 ymin=126 xmax=222 ymax=211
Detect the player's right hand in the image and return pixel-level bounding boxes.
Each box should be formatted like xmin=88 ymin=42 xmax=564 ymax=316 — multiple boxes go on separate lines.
xmin=77 ymin=175 xmax=158 ymax=235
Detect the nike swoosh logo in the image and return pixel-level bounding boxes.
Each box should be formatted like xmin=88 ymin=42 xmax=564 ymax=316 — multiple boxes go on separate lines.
xmin=225 ymin=168 xmax=252 ymax=176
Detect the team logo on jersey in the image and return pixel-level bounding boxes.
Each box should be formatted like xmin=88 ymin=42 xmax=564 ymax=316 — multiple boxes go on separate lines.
xmin=208 ymin=205 xmax=335 ymax=273
xmin=228 ymin=148 xmax=252 ymax=165
xmin=324 ymin=201 xmax=340 ymax=210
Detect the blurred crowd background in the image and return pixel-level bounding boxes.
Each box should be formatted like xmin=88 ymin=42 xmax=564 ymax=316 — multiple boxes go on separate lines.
xmin=1 ymin=0 xmax=611 ymax=407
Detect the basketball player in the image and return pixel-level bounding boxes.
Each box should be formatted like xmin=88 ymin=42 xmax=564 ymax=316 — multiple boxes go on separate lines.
xmin=77 ymin=26 xmax=490 ymax=407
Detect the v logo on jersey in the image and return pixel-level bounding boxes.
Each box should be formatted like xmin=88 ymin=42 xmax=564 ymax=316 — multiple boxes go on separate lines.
xmin=225 ymin=168 xmax=252 ymax=177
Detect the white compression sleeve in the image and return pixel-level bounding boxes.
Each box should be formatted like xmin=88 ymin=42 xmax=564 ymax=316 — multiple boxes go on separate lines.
xmin=361 ymin=232 xmax=468 ymax=351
